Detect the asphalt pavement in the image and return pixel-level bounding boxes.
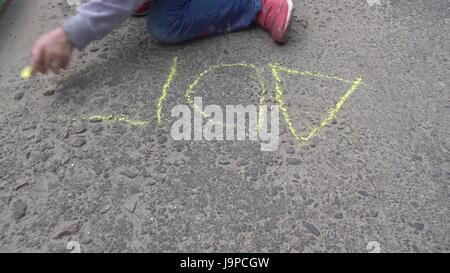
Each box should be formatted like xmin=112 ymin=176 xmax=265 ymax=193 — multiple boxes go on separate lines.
xmin=0 ymin=0 xmax=448 ymax=252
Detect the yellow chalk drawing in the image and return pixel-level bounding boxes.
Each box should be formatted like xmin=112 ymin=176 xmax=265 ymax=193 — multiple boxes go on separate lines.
xmin=270 ymin=64 xmax=354 ymax=84
xmin=21 ymin=66 xmax=32 ymax=79
xmin=55 ymin=114 xmax=150 ymax=127
xmin=157 ymin=56 xmax=178 ymax=126
xmin=184 ymin=63 xmax=267 ymax=129
xmin=51 ymin=57 xmax=364 ymax=147
xmin=269 ymin=63 xmax=363 ymax=144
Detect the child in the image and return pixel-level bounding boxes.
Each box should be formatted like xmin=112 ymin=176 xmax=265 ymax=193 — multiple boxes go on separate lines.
xmin=30 ymin=0 xmax=294 ymax=75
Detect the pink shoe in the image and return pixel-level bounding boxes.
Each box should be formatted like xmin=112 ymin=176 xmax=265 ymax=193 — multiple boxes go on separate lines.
xmin=133 ymin=1 xmax=152 ymax=17
xmin=256 ymin=0 xmax=294 ymax=44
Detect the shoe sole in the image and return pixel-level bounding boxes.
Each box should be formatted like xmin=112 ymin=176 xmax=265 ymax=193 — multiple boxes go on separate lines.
xmin=276 ymin=0 xmax=294 ymax=44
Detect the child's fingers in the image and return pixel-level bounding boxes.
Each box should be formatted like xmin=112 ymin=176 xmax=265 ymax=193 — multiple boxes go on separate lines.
xmin=60 ymin=54 xmax=72 ymax=70
xmin=31 ymin=45 xmax=47 ymax=75
xmin=48 ymin=59 xmax=61 ymax=74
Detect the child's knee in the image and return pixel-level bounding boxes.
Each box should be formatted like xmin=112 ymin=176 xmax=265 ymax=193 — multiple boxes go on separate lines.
xmin=147 ymin=12 xmax=183 ymax=43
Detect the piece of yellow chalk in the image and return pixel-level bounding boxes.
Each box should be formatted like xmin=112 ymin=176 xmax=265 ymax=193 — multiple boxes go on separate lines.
xmin=21 ymin=66 xmax=32 ymax=79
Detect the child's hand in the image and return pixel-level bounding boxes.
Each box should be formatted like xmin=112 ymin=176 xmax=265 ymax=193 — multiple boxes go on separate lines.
xmin=31 ymin=27 xmax=74 ymax=75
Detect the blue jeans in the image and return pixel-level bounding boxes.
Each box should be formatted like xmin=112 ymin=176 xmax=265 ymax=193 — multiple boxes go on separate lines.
xmin=147 ymin=0 xmax=262 ymax=43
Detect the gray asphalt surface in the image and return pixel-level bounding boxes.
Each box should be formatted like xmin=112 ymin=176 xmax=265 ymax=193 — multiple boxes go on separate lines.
xmin=0 ymin=0 xmax=448 ymax=253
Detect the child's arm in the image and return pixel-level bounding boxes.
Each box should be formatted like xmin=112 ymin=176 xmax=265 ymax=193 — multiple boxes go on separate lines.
xmin=63 ymin=0 xmax=144 ymax=50
xmin=31 ymin=0 xmax=143 ymax=75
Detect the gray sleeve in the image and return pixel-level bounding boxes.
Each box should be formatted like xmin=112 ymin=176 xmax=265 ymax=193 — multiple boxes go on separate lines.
xmin=63 ymin=0 xmax=144 ymax=50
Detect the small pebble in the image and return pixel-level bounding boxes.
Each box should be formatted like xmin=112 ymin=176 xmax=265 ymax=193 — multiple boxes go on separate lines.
xmin=14 ymin=92 xmax=24 ymax=100
xmin=54 ymin=221 xmax=82 ymax=239
xmin=286 ymin=147 xmax=295 ymax=154
xmin=157 ymin=135 xmax=168 ymax=145
xmin=414 ymin=222 xmax=425 ymax=231
xmin=12 ymin=199 xmax=27 ymax=220
xmin=72 ymin=124 xmax=87 ymax=134
xmin=287 ymin=157 xmax=302 ymax=165
xmin=71 ymin=138 xmax=86 ymax=147
xmin=120 ymin=168 xmax=139 ymax=179
xmin=98 ymin=53 xmax=108 ymax=59
xmin=303 ymin=222 xmax=320 ymax=237
xmin=334 ymin=213 xmax=344 ymax=219
xmin=358 ymin=190 xmax=369 ymax=197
